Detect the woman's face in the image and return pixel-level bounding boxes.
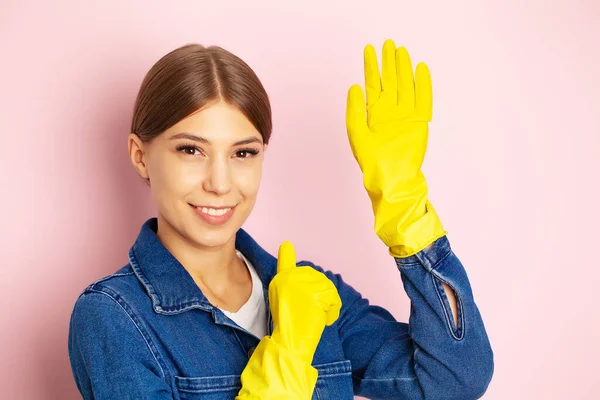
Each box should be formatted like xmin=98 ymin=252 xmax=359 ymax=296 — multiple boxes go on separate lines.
xmin=129 ymin=100 xmax=267 ymax=249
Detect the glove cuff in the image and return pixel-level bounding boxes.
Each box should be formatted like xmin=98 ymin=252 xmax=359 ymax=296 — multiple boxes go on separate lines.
xmin=237 ymin=336 xmax=318 ymax=399
xmin=378 ymin=199 xmax=447 ymax=258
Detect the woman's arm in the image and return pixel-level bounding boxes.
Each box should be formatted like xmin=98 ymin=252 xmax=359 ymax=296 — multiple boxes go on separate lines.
xmin=68 ymin=290 xmax=173 ymax=399
xmin=339 ymin=40 xmax=493 ymax=398
xmin=310 ymin=234 xmax=494 ymax=400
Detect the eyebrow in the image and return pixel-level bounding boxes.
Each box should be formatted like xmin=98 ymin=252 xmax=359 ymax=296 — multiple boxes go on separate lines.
xmin=169 ymin=132 xmax=263 ymax=146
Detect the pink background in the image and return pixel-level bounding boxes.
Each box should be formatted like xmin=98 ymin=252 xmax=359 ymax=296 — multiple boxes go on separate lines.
xmin=2 ymin=0 xmax=599 ymax=398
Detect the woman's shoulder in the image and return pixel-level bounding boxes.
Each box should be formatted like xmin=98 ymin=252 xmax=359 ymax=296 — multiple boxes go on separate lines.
xmin=71 ymin=263 xmax=147 ymax=316
xmin=78 ymin=264 xmax=135 ymax=292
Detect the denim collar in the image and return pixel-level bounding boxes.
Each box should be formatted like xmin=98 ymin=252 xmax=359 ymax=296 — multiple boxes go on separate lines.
xmin=128 ymin=217 xmax=278 ymax=315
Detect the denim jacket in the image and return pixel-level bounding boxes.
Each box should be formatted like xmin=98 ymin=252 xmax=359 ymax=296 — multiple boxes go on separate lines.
xmin=68 ymin=217 xmax=494 ymax=399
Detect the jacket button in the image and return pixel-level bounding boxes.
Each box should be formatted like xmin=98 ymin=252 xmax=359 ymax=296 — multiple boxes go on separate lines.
xmin=248 ymin=347 xmax=256 ymax=357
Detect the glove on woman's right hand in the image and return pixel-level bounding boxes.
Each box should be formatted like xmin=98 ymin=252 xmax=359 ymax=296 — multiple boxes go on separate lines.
xmin=269 ymin=241 xmax=342 ymax=364
xmin=236 ymin=241 xmax=342 ymax=399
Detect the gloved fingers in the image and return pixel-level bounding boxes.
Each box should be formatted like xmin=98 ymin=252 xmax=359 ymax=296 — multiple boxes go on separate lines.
xmin=396 ymin=46 xmax=416 ymax=112
xmin=323 ymin=289 xmax=342 ymax=326
xmin=363 ymin=44 xmax=381 ymax=110
xmin=415 ymin=61 xmax=433 ymax=121
xmin=276 ymin=241 xmax=296 ymax=274
xmin=312 ymin=277 xmax=342 ymax=326
xmin=345 ymin=84 xmax=368 ymax=155
xmin=270 ymin=266 xmax=323 ymax=294
xmin=381 ymin=39 xmax=398 ymax=104
xmin=271 ymin=267 xmax=341 ymax=322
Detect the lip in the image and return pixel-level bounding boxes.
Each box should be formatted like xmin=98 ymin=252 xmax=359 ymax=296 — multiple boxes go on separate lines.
xmin=192 ymin=205 xmax=235 ymax=209
xmin=190 ymin=204 xmax=236 ymax=225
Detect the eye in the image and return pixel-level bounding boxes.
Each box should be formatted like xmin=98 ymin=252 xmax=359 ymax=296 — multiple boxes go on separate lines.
xmin=235 ymin=148 xmax=260 ymax=159
xmin=176 ymin=144 xmax=203 ymax=156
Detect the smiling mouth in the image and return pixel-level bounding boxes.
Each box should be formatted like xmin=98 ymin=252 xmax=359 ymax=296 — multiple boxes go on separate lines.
xmin=190 ymin=204 xmax=236 ymax=217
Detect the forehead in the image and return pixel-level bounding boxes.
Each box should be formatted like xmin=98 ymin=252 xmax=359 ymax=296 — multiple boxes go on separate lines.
xmin=164 ymin=101 xmax=261 ymax=143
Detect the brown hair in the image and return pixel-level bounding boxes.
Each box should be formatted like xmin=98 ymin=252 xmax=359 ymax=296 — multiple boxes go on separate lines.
xmin=130 ymin=44 xmax=272 ymax=145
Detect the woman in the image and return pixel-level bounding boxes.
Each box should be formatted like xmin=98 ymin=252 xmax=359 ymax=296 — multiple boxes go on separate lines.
xmin=68 ymin=39 xmax=494 ymax=399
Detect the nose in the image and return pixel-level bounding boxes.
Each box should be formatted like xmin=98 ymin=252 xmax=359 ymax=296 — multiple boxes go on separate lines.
xmin=202 ymin=155 xmax=232 ymax=195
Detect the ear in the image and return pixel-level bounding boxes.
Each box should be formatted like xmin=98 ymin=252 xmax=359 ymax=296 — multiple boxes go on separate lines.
xmin=128 ymin=133 xmax=149 ymax=181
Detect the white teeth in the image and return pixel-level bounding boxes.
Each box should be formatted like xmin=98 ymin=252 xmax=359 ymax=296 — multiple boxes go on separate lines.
xmin=199 ymin=207 xmax=231 ymax=216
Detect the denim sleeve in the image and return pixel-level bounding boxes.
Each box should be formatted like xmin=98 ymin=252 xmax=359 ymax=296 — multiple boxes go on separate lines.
xmin=68 ymin=290 xmax=173 ymax=399
xmin=323 ymin=235 xmax=494 ymax=400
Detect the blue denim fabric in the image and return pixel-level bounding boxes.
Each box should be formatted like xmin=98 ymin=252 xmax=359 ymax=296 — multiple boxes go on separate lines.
xmin=68 ymin=217 xmax=494 ymax=399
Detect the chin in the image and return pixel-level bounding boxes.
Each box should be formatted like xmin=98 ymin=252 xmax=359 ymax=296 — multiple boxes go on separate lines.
xmin=192 ymin=230 xmax=235 ymax=248
xmin=187 ymin=214 xmax=243 ymax=248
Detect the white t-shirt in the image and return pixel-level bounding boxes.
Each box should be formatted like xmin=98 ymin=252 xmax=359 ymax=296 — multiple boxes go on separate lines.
xmin=218 ymin=250 xmax=268 ymax=339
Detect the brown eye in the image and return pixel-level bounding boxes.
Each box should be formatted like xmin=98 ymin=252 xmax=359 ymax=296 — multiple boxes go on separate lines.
xmin=235 ymin=148 xmax=259 ymax=159
xmin=176 ymin=144 xmax=202 ymax=156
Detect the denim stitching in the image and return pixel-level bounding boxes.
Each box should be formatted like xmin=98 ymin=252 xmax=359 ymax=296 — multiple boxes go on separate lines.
xmin=355 ymin=375 xmax=417 ymax=382
xmin=89 ymin=271 xmax=134 ymax=286
xmin=313 ymin=382 xmax=322 ymax=399
xmin=176 ymin=385 xmax=241 ymax=394
xmin=128 ymin=248 xmax=162 ymax=309
xmin=174 ymin=374 xmax=241 ymax=393
xmin=430 ymin=249 xmax=452 ymax=271
xmin=84 ymin=289 xmax=169 ymax=380
xmin=313 ymin=360 xmax=352 ymax=376
xmin=230 ymin=329 xmax=250 ymax=360
xmin=128 ymin=248 xmax=214 ymax=315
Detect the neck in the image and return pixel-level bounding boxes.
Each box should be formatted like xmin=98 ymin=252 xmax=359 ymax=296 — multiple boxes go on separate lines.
xmin=155 ymin=214 xmax=243 ymax=291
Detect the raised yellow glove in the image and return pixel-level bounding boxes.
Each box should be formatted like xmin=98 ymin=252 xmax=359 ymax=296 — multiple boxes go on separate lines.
xmin=345 ymin=39 xmax=447 ymax=258
xmin=236 ymin=241 xmax=342 ymax=399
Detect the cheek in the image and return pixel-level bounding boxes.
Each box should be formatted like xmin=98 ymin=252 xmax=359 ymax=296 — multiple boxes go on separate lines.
xmin=151 ymin=158 xmax=201 ymax=198
xmin=234 ymin=163 xmax=263 ymax=195
xmin=178 ymin=163 xmax=205 ymax=189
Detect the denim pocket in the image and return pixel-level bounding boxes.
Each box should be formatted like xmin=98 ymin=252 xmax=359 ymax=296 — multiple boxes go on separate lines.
xmin=174 ymin=374 xmax=241 ymax=400
xmin=312 ymin=359 xmax=354 ymax=399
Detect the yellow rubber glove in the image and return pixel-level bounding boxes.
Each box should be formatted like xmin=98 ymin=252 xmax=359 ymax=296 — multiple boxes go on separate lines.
xmin=345 ymin=39 xmax=448 ymax=258
xmin=236 ymin=241 xmax=342 ymax=399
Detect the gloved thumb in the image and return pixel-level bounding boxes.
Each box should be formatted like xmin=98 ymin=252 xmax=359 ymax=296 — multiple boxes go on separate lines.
xmin=276 ymin=241 xmax=296 ymax=274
